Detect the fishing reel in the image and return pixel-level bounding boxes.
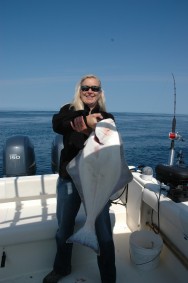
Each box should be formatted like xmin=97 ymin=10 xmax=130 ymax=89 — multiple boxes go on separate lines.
xmin=168 ymin=131 xmax=184 ymax=166
xmin=169 ymin=132 xmax=184 ymax=142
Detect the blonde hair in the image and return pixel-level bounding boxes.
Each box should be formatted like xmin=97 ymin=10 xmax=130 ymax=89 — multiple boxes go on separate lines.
xmin=70 ymin=74 xmax=106 ymax=111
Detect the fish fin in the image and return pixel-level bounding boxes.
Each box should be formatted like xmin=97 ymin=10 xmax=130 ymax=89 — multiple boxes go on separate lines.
xmin=67 ymin=226 xmax=100 ymax=255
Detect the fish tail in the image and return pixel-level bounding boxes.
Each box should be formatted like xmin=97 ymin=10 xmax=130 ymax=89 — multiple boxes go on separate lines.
xmin=67 ymin=226 xmax=100 ymax=255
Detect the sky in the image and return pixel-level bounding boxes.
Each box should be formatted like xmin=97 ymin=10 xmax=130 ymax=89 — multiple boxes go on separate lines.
xmin=0 ymin=0 xmax=188 ymax=114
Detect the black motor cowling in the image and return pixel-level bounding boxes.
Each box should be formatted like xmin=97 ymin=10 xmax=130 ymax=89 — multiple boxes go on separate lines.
xmin=155 ymin=164 xmax=188 ymax=202
xmin=3 ymin=135 xmax=36 ymax=177
xmin=51 ymin=134 xmax=64 ymax=173
xmin=155 ymin=164 xmax=188 ymax=187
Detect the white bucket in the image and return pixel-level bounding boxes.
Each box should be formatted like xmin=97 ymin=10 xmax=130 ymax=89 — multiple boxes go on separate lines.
xmin=129 ymin=230 xmax=163 ymax=271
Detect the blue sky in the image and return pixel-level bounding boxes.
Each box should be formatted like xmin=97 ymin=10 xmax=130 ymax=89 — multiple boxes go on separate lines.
xmin=0 ymin=0 xmax=188 ymax=114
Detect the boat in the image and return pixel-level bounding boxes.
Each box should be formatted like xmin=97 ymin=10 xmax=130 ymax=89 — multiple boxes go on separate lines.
xmin=0 ymin=131 xmax=188 ymax=283
xmin=0 ymin=168 xmax=188 ymax=283
xmin=1 ymin=81 xmax=188 ymax=282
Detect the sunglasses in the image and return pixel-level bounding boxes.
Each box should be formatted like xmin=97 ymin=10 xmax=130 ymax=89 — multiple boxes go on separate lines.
xmin=80 ymin=85 xmax=101 ymax=92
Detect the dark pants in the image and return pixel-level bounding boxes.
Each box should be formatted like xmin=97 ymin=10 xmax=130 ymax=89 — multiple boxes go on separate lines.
xmin=53 ymin=178 xmax=116 ymax=283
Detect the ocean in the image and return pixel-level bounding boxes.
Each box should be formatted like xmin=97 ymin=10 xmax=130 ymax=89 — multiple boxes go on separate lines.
xmin=0 ymin=111 xmax=188 ymax=177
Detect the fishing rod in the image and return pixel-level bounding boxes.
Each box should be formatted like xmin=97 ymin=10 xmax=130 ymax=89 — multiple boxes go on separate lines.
xmin=168 ymin=73 xmax=176 ymax=165
xmin=168 ymin=73 xmax=184 ymax=165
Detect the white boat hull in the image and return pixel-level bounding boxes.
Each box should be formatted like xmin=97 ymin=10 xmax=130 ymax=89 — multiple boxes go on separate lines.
xmin=0 ymin=173 xmax=188 ymax=282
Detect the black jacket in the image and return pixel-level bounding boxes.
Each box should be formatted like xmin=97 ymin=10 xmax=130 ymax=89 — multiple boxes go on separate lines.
xmin=52 ymin=103 xmax=114 ymax=179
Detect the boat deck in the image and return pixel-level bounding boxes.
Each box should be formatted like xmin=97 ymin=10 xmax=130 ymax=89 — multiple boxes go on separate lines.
xmin=1 ymin=202 xmax=187 ymax=283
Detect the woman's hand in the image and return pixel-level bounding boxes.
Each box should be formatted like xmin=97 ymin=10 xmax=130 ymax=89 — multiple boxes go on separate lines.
xmin=86 ymin=113 xmax=103 ymax=129
xmin=70 ymin=113 xmax=103 ymax=134
xmin=71 ymin=116 xmax=90 ymax=135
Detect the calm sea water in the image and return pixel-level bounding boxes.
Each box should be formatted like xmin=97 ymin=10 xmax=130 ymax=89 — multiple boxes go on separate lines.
xmin=0 ymin=111 xmax=188 ymax=177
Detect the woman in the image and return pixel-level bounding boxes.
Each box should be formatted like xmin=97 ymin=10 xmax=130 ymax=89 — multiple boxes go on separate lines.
xmin=43 ymin=74 xmax=116 ymax=283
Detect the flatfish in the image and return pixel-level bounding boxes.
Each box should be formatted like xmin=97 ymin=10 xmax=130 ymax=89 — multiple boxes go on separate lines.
xmin=66 ymin=118 xmax=133 ymax=254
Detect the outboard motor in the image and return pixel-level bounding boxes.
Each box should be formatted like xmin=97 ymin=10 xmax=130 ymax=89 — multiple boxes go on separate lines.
xmin=51 ymin=134 xmax=64 ymax=173
xmin=3 ymin=135 xmax=36 ymax=177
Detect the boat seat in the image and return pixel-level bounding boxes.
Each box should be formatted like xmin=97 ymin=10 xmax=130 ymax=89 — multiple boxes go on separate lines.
xmin=0 ymin=174 xmax=86 ymax=247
